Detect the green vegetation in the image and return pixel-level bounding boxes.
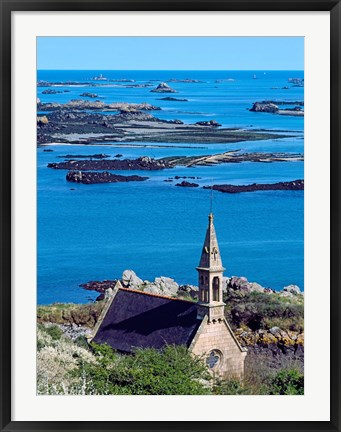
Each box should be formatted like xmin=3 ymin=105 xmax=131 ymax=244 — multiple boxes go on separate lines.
xmin=224 ymin=291 xmax=304 ymax=332
xmin=75 ymin=343 xmax=211 ymax=395
xmin=37 ymin=302 xmax=104 ymax=327
xmin=37 ymin=323 xmax=304 ymax=396
xmin=37 ymin=324 xmax=210 ymax=395
xmin=39 ymin=323 xmax=63 ymax=340
xmin=37 ymin=292 xmax=304 ymax=395
xmin=213 ymin=367 xmax=303 ymax=395
xmin=269 ymin=368 xmax=304 ymax=395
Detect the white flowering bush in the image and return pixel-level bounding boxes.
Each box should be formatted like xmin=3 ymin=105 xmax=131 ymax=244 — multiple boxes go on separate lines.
xmin=37 ymin=324 xmax=97 ymax=395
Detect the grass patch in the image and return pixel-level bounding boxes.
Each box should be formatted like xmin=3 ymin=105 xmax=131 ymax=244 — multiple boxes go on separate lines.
xmin=225 ymin=291 xmax=304 ymax=332
xmin=37 ymin=302 xmax=105 ymax=328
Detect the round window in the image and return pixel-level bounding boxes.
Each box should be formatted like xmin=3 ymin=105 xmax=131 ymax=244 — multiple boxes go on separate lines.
xmin=206 ymin=350 xmax=222 ymax=369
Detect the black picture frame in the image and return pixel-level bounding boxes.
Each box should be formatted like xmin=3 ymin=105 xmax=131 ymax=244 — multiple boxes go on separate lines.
xmin=1 ymin=1 xmax=340 ymax=431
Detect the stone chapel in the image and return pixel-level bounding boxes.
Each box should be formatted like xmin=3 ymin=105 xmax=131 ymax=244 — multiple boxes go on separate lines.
xmin=90 ymin=213 xmax=247 ymax=379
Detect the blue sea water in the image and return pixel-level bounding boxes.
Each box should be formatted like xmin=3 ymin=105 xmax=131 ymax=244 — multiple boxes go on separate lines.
xmin=37 ymin=70 xmax=304 ymax=304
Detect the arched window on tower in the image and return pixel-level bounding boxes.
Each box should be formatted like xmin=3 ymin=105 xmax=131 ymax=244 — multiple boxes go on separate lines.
xmin=200 ymin=289 xmax=205 ymax=302
xmin=213 ymin=277 xmax=220 ymax=301
xmin=200 ymin=275 xmax=204 ymax=285
xmin=204 ymin=289 xmax=208 ymax=302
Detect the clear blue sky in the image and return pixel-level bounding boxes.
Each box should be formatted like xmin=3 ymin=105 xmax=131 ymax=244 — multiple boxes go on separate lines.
xmin=37 ymin=37 xmax=303 ymax=70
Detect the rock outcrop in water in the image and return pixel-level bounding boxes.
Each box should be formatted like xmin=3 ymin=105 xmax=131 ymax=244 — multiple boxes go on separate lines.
xmin=36 ymin=102 xmax=293 ymax=145
xmin=249 ymin=101 xmax=304 ymax=116
xmin=203 ymin=180 xmax=304 ymax=194
xmin=38 ymin=99 xmax=161 ymax=112
xmin=66 ymin=171 xmax=148 ymax=184
xmin=167 ymin=78 xmax=204 ymax=83
xmin=250 ymin=102 xmax=279 ymax=113
xmin=288 ymin=77 xmax=304 ymax=87
xmin=58 ymin=153 xmax=110 ymax=159
xmin=175 ymin=181 xmax=199 ymax=188
xmin=195 ymin=120 xmax=221 ymax=127
xmin=163 ymin=151 xmax=304 ymax=167
xmin=48 ymin=156 xmax=171 ymax=171
xmin=158 ymin=97 xmax=188 ymax=102
xmin=42 ymin=89 xmax=63 ymax=94
xmin=150 ymin=82 xmax=177 ymax=93
xmin=80 ymin=92 xmax=98 ymax=98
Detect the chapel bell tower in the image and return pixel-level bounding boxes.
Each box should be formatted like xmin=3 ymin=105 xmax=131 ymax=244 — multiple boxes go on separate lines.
xmin=196 ymin=213 xmax=226 ymax=322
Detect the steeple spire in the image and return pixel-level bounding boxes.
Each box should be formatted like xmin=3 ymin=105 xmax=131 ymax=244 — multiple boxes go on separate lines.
xmin=198 ymin=213 xmax=224 ymax=271
xmin=196 ymin=213 xmax=226 ymax=322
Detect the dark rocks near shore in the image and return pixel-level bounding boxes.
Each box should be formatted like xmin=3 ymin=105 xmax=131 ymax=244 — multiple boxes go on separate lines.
xmin=66 ymin=170 xmax=148 ymax=184
xmin=80 ymin=279 xmax=117 ymax=293
xmin=150 ymin=82 xmax=177 ymax=93
xmin=48 ymin=156 xmax=171 ymax=171
xmin=203 ymin=179 xmax=304 ymax=194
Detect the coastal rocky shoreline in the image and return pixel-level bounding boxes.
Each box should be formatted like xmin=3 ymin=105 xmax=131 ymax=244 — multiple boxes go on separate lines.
xmin=47 ymin=152 xmax=303 ymax=173
xmin=37 ymin=99 xmax=295 ymax=145
xmin=37 ymin=270 xmax=304 ymax=368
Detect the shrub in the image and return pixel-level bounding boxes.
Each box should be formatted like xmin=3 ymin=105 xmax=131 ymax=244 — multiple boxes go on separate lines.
xmin=75 ymin=343 xmax=211 ymax=395
xmin=226 ymin=291 xmax=304 ymax=332
xmin=43 ymin=324 xmax=64 ymax=341
xmin=269 ymin=368 xmax=304 ymax=395
xmin=74 ymin=335 xmax=90 ymax=350
xmin=213 ymin=379 xmax=248 ymax=395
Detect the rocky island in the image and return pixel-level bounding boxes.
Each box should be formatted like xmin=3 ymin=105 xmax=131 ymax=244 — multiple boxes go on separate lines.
xmin=48 ymin=156 xmax=171 ymax=171
xmin=80 ymin=92 xmax=99 ymax=98
xmin=249 ymin=101 xmax=304 ymax=116
xmin=66 ymin=171 xmax=148 ymax=184
xmin=167 ymin=78 xmax=204 ymax=83
xmin=42 ymin=89 xmax=63 ymax=94
xmin=176 ymin=181 xmax=200 ymax=188
xmin=158 ymin=97 xmax=188 ymax=102
xmin=58 ymin=153 xmax=110 ymax=159
xmin=47 ymin=152 xmax=303 ymax=174
xmin=37 ymin=106 xmax=292 ymax=145
xmin=162 ymin=151 xmax=303 ymax=167
xmin=203 ymin=179 xmax=304 ymax=193
xmin=38 ymin=99 xmax=161 ymax=112
xmin=150 ymin=82 xmax=177 ymax=93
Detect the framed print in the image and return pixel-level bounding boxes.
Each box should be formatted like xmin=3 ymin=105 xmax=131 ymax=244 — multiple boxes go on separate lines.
xmin=1 ymin=1 xmax=340 ymax=431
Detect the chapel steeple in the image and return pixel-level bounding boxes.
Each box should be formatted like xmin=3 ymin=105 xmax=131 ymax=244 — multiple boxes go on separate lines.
xmin=196 ymin=213 xmax=226 ymax=322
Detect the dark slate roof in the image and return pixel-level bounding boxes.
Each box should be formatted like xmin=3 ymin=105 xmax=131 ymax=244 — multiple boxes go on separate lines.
xmin=93 ymin=288 xmax=201 ymax=353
